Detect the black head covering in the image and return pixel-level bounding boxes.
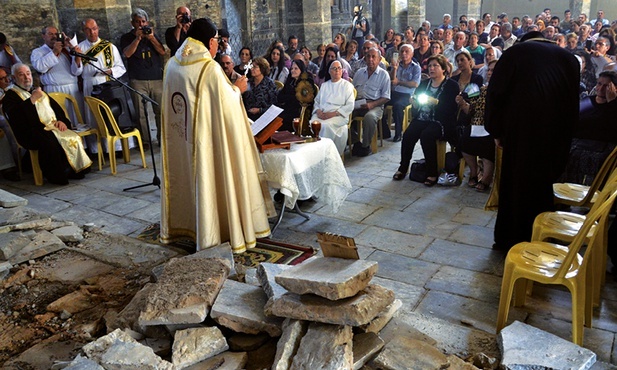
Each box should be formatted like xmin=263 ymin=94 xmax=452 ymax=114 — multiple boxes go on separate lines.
xmin=187 ymin=18 xmax=217 ymax=47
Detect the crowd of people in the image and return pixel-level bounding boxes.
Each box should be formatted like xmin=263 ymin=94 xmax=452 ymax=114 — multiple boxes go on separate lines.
xmin=1 ymin=7 xmax=617 ymax=257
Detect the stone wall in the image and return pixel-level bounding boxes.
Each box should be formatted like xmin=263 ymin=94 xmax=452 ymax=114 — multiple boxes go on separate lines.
xmin=2 ymin=0 xmax=617 ymax=70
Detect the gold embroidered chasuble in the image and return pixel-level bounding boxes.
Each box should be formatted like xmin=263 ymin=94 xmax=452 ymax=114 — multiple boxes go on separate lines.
xmin=160 ymin=37 xmax=271 ymax=253
xmin=11 ymin=87 xmax=92 ymax=172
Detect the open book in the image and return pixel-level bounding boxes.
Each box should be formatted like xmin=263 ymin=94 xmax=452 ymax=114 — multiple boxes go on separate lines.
xmin=250 ymin=105 xmax=284 ymax=136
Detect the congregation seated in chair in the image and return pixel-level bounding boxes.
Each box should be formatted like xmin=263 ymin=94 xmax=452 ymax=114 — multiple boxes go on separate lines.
xmin=3 ymin=64 xmax=91 ymax=185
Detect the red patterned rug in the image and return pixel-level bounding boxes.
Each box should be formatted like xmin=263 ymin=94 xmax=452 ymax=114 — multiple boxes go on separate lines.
xmin=137 ymin=223 xmax=315 ymax=267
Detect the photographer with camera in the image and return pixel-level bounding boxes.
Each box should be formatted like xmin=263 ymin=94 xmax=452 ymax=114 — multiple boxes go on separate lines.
xmin=120 ymin=8 xmax=165 ymax=145
xmin=31 ymin=26 xmax=82 ymax=101
xmin=165 ymin=6 xmax=192 ymax=57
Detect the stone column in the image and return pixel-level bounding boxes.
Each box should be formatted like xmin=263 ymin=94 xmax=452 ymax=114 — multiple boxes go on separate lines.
xmin=390 ymin=0 xmax=409 ymax=32
xmin=407 ymin=0 xmax=425 ymax=30
xmin=61 ymin=0 xmax=132 ymax=44
xmin=4 ymin=0 xmax=59 ymax=59
xmin=454 ymin=0 xmax=481 ymax=21
xmin=571 ymin=0 xmax=591 ymax=19
xmin=302 ymin=0 xmax=333 ymax=47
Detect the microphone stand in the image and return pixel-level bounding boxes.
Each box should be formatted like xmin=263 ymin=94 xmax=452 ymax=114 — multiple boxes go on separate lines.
xmin=83 ymin=61 xmax=160 ymax=191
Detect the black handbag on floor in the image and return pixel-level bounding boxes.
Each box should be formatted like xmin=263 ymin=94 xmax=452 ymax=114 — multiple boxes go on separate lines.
xmin=409 ymin=159 xmax=426 ymax=182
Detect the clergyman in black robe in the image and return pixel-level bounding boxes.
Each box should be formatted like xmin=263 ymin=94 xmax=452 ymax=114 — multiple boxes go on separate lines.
xmin=485 ymin=32 xmax=580 ymax=251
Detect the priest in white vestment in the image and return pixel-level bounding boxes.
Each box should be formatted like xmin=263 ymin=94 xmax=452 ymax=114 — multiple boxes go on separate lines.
xmin=160 ymin=18 xmax=271 ymax=253
xmin=310 ymin=60 xmax=355 ymax=154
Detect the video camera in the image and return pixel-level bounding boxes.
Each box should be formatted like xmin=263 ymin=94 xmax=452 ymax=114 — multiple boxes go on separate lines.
xmin=180 ymin=13 xmax=191 ymax=24
xmin=56 ymin=33 xmax=65 ymax=43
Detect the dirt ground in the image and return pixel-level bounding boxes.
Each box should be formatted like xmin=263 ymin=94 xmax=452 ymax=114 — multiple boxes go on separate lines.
xmin=0 ymin=248 xmax=151 ymax=368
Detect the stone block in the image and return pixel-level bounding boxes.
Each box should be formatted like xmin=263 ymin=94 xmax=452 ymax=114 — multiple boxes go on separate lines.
xmin=265 ymin=284 xmax=395 ymax=326
xmin=0 ymin=207 xmax=48 ymax=228
xmin=188 ymin=242 xmax=234 ymax=272
xmin=0 ymin=188 xmax=27 ymax=208
xmin=272 ymin=319 xmax=309 ymax=370
xmin=446 ymin=354 xmax=481 ymax=370
xmin=369 ymin=337 xmax=449 ymax=370
xmin=106 ymin=283 xmax=154 ymax=333
xmin=244 ymin=267 xmax=260 ymax=286
xmin=8 ymin=230 xmax=66 ymax=265
xmin=275 ymin=257 xmax=378 ymax=300
xmin=290 ymin=322 xmax=353 ymax=370
xmin=184 ymin=351 xmax=248 ymax=370
xmin=499 ymin=321 xmax=596 ymax=370
xmin=140 ymin=337 xmax=171 ymax=357
xmin=138 ymin=258 xmax=229 ymax=326
xmin=11 ymin=218 xmax=52 ymax=231
xmin=64 ymin=354 xmax=104 ymax=369
xmin=0 ymin=261 xmax=11 ymax=280
xmin=257 ymin=262 xmax=291 ymax=299
xmin=81 ymin=329 xmax=172 ymax=369
xmin=357 ymin=299 xmax=402 ymax=333
xmin=47 ymin=287 xmax=98 ymax=314
xmin=51 ymin=225 xmax=84 ymax=242
xmin=210 ymin=279 xmax=284 ymax=337
xmin=352 ymin=332 xmax=384 ymax=370
xmin=0 ymin=231 xmax=36 ymax=260
xmin=228 ymin=332 xmax=271 ymax=351
xmin=172 ymin=326 xmax=229 ymax=369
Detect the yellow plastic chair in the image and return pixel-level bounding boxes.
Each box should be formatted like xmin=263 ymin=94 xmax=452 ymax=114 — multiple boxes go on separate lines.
xmin=345 ymin=88 xmax=358 ymax=159
xmin=532 ymin=169 xmax=617 ymax=306
xmin=436 ymin=140 xmax=465 ymax=180
xmin=49 ymin=92 xmax=104 ymax=170
xmin=496 ymin=185 xmax=617 ymax=345
xmin=384 ymin=102 xmax=412 ymax=133
xmin=3 ymin=112 xmax=43 ymax=185
xmin=553 ymin=145 xmax=617 ymax=208
xmin=84 ymin=96 xmax=146 ymax=175
xmin=274 ymin=80 xmax=284 ymax=91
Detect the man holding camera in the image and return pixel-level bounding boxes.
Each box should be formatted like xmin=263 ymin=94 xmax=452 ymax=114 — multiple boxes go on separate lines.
xmin=31 ymin=26 xmax=83 ymax=107
xmin=32 ymin=26 xmax=86 ymax=130
xmin=121 ymin=8 xmax=165 ymax=144
xmin=165 ymin=6 xmax=192 ymax=57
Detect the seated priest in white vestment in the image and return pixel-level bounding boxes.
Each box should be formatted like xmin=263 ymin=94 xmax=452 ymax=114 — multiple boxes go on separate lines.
xmin=310 ymin=60 xmax=355 ymax=154
xmin=3 ymin=64 xmax=91 ymax=185
xmin=160 ymin=18 xmax=272 ymax=253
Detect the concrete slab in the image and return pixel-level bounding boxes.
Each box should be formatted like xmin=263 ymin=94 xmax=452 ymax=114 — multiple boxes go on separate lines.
xmin=139 ymin=258 xmax=229 ymax=326
xmin=352 ymin=332 xmax=384 ymax=370
xmin=367 ymin=250 xmax=440 ymax=287
xmin=370 ymin=276 xmax=425 ymax=313
xmin=271 ymin=319 xmax=308 ymax=370
xmin=416 ymin=290 xmax=526 ymax=334
xmin=0 ymin=188 xmax=27 ymax=207
xmin=274 ymin=257 xmax=378 ymax=300
xmin=289 ymin=323 xmax=353 ymax=370
xmin=265 ymin=284 xmax=395 ymax=326
xmin=184 ymin=351 xmax=248 ymax=370
xmin=210 ymin=279 xmax=283 ymax=337
xmin=448 ymin=224 xmax=495 ymax=249
xmin=172 ymin=326 xmax=229 ymax=369
xmin=354 ymin=226 xmax=432 ymax=258
xmin=420 ymin=239 xmax=505 ymax=275
xmin=369 ymin=336 xmax=449 ymax=370
xmin=51 ymin=225 xmax=84 ymax=242
xmin=499 ymin=321 xmax=596 ymax=370
xmin=424 ymin=265 xmax=503 ymax=303
xmin=8 ymin=230 xmax=66 ymax=265
xmin=256 ymin=262 xmax=291 ymax=299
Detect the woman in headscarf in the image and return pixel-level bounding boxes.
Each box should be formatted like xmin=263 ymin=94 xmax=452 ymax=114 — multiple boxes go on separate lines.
xmin=276 ymin=59 xmax=316 ymax=132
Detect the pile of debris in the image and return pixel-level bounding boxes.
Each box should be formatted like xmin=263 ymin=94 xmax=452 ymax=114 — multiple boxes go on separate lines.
xmin=54 ymin=241 xmax=491 ymax=369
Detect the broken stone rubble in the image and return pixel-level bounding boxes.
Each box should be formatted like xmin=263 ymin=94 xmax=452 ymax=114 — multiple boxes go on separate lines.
xmin=0 ymin=201 xmax=607 ymax=369
xmin=274 ymin=257 xmax=378 ymax=300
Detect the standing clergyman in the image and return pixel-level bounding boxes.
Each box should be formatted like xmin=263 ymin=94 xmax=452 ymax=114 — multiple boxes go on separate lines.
xmin=160 ymin=18 xmax=272 ymax=253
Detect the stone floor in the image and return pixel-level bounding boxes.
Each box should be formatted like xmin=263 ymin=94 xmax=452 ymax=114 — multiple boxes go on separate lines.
xmin=0 ymin=138 xmax=615 ymax=365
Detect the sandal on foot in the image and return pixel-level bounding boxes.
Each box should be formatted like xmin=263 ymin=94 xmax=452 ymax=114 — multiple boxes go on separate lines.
xmin=424 ymin=177 xmax=437 ymax=187
xmin=475 ymin=181 xmax=490 ymax=192
xmin=393 ymin=171 xmax=406 ymax=181
xmin=467 ymin=176 xmax=479 ymax=187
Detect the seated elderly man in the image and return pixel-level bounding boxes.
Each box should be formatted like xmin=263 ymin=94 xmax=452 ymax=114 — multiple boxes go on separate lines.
xmin=351 ymin=47 xmax=390 ymax=157
xmin=385 ymin=44 xmax=421 ymax=142
xmin=350 ymin=40 xmax=387 ymax=78
xmin=3 ymin=63 xmax=91 ymax=185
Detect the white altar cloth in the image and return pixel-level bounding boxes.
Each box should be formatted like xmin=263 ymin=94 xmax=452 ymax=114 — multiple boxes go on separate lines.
xmin=260 ymin=137 xmax=352 ymax=212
